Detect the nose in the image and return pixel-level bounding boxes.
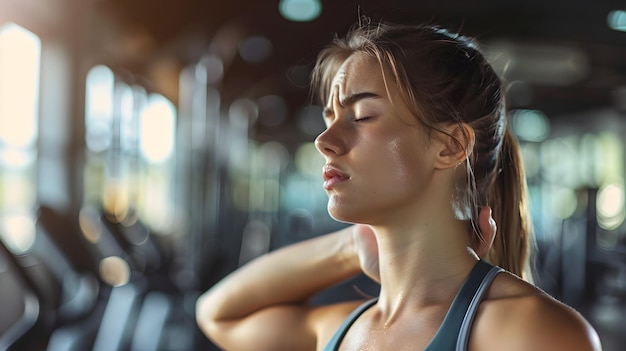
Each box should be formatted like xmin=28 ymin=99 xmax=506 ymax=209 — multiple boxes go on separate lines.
xmin=315 ymin=126 xmax=344 ymax=157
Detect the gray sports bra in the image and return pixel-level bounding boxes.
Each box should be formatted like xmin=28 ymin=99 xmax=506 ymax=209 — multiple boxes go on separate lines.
xmin=322 ymin=260 xmax=503 ymax=351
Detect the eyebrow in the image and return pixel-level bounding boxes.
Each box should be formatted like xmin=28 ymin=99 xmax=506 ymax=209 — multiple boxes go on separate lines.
xmin=323 ymin=92 xmax=380 ymax=117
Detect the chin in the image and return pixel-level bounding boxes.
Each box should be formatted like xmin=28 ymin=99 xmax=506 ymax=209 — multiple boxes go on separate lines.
xmin=327 ymin=203 xmax=367 ymax=224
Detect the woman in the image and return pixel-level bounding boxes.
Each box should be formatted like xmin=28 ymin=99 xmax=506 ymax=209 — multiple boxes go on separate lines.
xmin=196 ymin=21 xmax=601 ymax=351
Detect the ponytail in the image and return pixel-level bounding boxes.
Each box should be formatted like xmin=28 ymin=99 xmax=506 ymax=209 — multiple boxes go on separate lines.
xmin=486 ymin=127 xmax=534 ymax=281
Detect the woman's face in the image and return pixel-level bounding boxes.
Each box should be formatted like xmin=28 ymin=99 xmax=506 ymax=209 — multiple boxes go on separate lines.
xmin=315 ymin=53 xmax=438 ymax=224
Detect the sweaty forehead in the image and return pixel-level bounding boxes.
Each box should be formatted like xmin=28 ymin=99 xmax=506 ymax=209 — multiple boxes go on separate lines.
xmin=328 ymin=53 xmax=386 ymax=101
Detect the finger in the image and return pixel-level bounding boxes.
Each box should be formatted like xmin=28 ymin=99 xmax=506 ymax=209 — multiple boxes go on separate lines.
xmin=476 ymin=206 xmax=496 ymax=258
xmin=478 ymin=206 xmax=492 ymax=237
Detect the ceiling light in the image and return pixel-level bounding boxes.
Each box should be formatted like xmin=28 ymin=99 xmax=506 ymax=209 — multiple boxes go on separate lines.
xmin=279 ymin=0 xmax=321 ymax=22
xmin=608 ymin=10 xmax=626 ymax=32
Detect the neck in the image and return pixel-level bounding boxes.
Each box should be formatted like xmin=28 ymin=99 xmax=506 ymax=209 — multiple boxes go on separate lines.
xmin=371 ymin=215 xmax=479 ymax=322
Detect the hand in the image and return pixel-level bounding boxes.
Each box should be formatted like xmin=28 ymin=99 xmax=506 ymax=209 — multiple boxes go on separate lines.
xmin=475 ymin=206 xmax=497 ymax=258
xmin=351 ymin=224 xmax=379 ymax=283
xmin=351 ymin=206 xmax=497 ymax=284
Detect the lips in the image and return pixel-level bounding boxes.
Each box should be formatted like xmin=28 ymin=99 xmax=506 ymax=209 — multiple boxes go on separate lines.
xmin=322 ymin=164 xmax=350 ymax=190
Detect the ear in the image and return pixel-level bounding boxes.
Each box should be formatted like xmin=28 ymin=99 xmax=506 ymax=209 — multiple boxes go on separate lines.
xmin=433 ymin=123 xmax=475 ymax=170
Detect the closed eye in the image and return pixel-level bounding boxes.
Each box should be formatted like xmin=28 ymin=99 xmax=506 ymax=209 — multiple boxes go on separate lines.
xmin=354 ymin=116 xmax=373 ymax=122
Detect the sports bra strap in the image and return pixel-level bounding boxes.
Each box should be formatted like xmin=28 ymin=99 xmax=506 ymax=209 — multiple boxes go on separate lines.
xmin=455 ymin=264 xmax=503 ymax=350
xmin=322 ymin=260 xmax=503 ymax=351
xmin=425 ymin=261 xmax=503 ymax=350
xmin=323 ymin=299 xmax=377 ymax=351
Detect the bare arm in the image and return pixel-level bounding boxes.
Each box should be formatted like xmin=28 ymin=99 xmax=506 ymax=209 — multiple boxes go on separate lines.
xmin=472 ymin=273 xmax=602 ymax=351
xmin=524 ymin=295 xmax=603 ymax=351
xmin=195 ymin=207 xmax=496 ymax=350
xmin=195 ymin=226 xmax=362 ymax=351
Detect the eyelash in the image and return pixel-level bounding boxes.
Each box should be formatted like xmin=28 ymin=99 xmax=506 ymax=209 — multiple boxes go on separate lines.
xmin=354 ymin=116 xmax=372 ymax=122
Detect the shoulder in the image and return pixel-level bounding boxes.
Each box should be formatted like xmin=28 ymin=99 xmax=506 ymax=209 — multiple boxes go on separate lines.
xmin=470 ymin=271 xmax=602 ymax=351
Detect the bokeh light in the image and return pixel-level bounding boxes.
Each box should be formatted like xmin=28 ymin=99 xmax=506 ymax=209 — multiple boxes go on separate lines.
xmin=597 ymin=182 xmax=625 ymax=230
xmin=85 ymin=65 xmax=115 ymax=153
xmin=99 ymin=256 xmax=131 ymax=287
xmin=257 ymin=95 xmax=287 ymax=127
xmin=239 ymin=36 xmax=272 ymax=63
xmin=510 ymin=109 xmax=550 ymax=142
xmin=297 ymin=104 xmax=324 ymax=136
xmin=0 ymin=212 xmax=36 ymax=254
xmin=278 ymin=0 xmax=322 ymax=22
xmin=139 ymin=94 xmax=176 ymax=164
xmin=0 ymin=23 xmax=40 ymax=149
xmin=79 ymin=205 xmax=103 ymax=244
xmin=608 ymin=10 xmax=626 ymax=32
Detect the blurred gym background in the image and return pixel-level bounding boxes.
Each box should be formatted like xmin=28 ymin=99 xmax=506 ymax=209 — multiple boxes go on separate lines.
xmin=0 ymin=0 xmax=625 ymax=350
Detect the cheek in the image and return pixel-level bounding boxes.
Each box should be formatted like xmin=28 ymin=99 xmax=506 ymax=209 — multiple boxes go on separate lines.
xmin=383 ymin=137 xmax=410 ymax=179
xmin=378 ymin=134 xmax=428 ymax=184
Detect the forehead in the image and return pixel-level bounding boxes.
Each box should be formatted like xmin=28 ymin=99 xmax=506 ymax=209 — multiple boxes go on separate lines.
xmin=325 ymin=52 xmax=420 ymax=127
xmin=329 ymin=53 xmax=388 ymax=99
